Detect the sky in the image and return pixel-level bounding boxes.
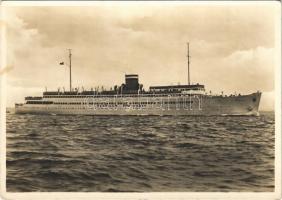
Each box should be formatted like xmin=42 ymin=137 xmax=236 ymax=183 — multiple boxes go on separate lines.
xmin=2 ymin=2 xmax=280 ymax=110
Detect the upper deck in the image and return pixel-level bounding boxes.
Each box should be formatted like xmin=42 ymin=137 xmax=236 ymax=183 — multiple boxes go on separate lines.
xmin=149 ymin=84 xmax=205 ymax=93
xmin=41 ymin=74 xmax=205 ymax=98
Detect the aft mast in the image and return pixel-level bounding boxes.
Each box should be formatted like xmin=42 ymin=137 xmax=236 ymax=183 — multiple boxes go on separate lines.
xmin=187 ymin=42 xmax=191 ymax=85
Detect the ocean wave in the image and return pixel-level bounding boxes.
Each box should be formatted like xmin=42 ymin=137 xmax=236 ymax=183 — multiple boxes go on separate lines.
xmin=6 ymin=111 xmax=275 ymax=192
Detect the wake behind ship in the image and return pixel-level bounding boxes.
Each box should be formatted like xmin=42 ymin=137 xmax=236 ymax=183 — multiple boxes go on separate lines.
xmin=15 ymin=45 xmax=261 ymax=116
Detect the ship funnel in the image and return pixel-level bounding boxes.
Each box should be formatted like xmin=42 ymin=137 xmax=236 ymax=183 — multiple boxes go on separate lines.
xmin=125 ymin=74 xmax=139 ymax=90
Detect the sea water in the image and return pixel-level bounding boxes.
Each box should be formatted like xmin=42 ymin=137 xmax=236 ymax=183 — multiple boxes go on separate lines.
xmin=6 ymin=111 xmax=274 ymax=192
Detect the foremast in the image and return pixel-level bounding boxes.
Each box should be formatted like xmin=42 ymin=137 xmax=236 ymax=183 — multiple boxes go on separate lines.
xmin=68 ymin=49 xmax=72 ymax=92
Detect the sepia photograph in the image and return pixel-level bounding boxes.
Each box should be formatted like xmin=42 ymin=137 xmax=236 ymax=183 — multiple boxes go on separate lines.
xmin=0 ymin=1 xmax=281 ymax=200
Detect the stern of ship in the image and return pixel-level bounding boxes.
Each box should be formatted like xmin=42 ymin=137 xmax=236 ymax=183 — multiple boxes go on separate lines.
xmin=14 ymin=103 xmax=24 ymax=114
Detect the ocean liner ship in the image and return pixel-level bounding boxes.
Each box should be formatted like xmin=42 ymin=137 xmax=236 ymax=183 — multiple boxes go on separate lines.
xmin=15 ymin=44 xmax=261 ymax=116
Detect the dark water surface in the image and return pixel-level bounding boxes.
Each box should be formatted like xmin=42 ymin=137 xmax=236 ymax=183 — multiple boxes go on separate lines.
xmin=6 ymin=111 xmax=274 ymax=192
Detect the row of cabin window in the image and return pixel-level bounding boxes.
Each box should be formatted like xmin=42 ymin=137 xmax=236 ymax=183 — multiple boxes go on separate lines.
xmin=43 ymin=94 xmax=193 ymax=98
xmin=26 ymin=101 xmax=194 ymax=105
xmin=33 ymin=101 xmax=194 ymax=105
xmin=26 ymin=101 xmax=52 ymax=104
xmin=150 ymin=88 xmax=204 ymax=91
xmin=25 ymin=97 xmax=42 ymax=100
xmin=47 ymin=106 xmax=148 ymax=110
xmin=44 ymin=105 xmax=197 ymax=111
